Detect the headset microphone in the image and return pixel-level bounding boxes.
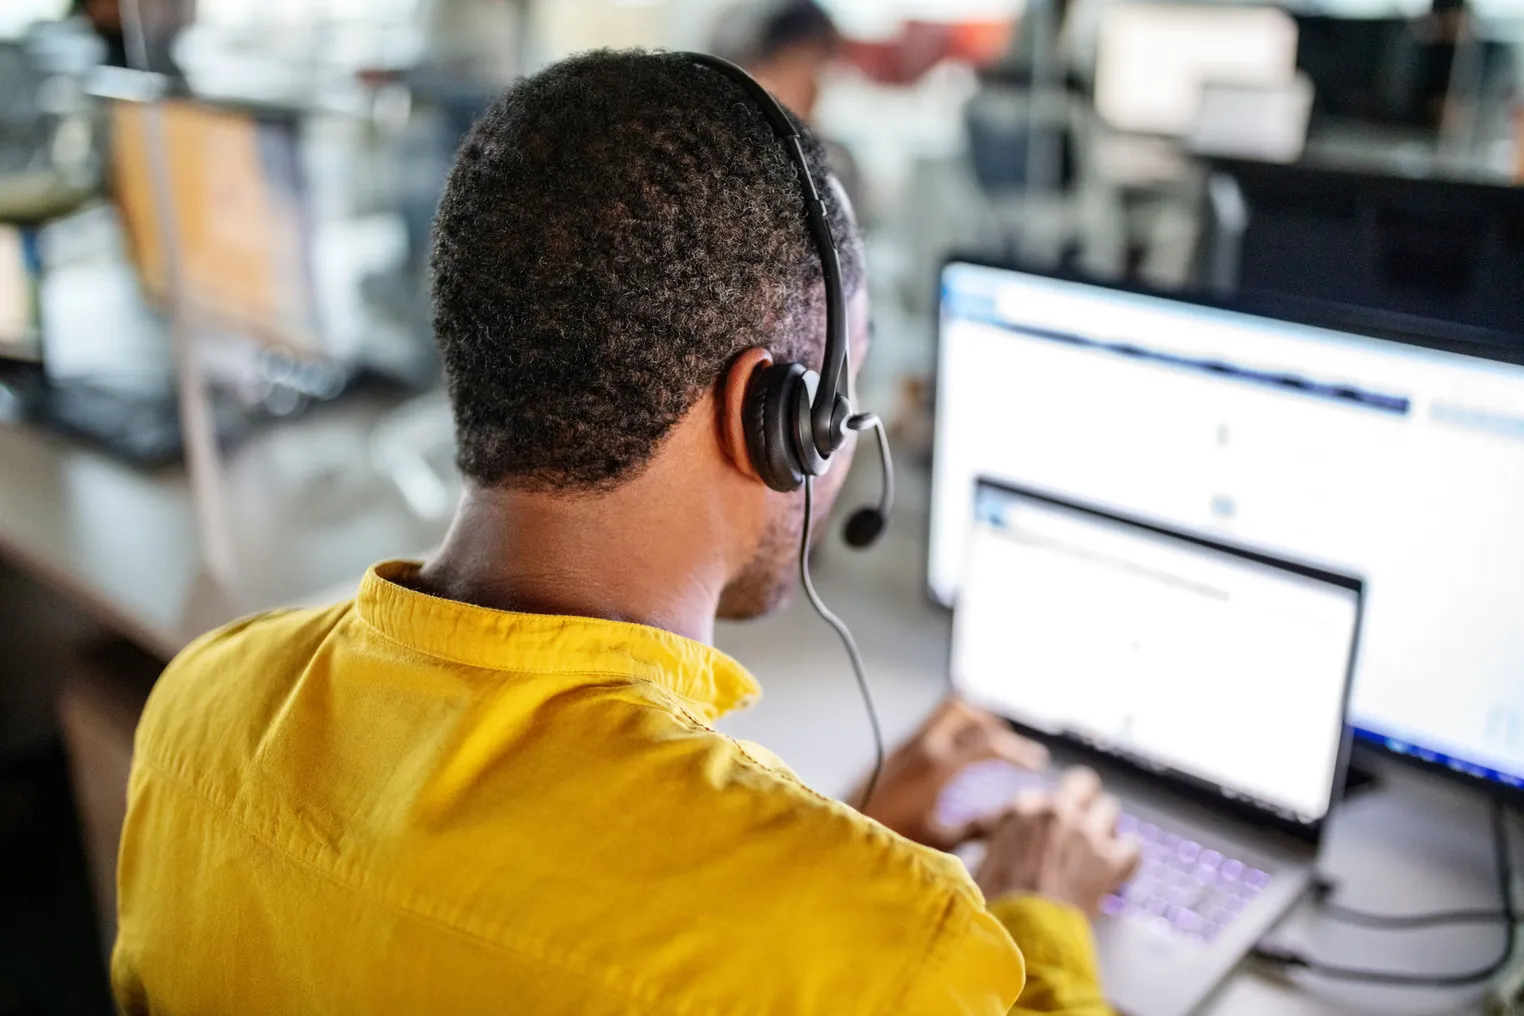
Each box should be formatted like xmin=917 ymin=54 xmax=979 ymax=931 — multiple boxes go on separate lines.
xmin=842 ymin=413 xmax=894 ymax=550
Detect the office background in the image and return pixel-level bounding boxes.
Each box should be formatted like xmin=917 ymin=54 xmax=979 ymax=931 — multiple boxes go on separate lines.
xmin=0 ymin=0 xmax=1521 ymax=1013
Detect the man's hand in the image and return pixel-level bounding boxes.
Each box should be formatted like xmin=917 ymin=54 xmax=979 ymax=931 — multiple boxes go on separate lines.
xmin=854 ymin=699 xmax=1049 ymax=852
xmin=975 ymin=767 xmax=1141 ymax=917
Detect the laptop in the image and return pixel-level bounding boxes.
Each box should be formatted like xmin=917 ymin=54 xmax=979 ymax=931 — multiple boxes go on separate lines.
xmin=938 ymin=479 xmax=1363 ymax=1016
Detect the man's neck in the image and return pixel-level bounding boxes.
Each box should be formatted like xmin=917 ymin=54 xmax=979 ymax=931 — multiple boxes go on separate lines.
xmin=415 ymin=480 xmax=733 ymax=646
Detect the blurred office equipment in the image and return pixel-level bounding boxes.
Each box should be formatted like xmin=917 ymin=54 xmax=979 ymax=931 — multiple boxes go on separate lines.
xmin=1201 ymin=159 xmax=1524 ymax=352
xmin=931 ymin=261 xmax=1524 ymax=803
xmin=1082 ymin=5 xmax=1304 ymax=287
xmin=0 ymin=34 xmax=99 ymax=367
xmin=0 ymin=226 xmax=40 ymax=366
xmin=111 ymin=98 xmax=320 ymax=353
xmin=1186 ymin=77 xmax=1316 ymax=164
xmin=951 ymin=481 xmax=1362 ymax=1016
xmin=75 ymin=0 xmax=189 ymax=75
xmin=1294 ymin=15 xmax=1429 ymax=127
xmin=1093 ymin=6 xmax=1299 ymax=139
xmin=0 ymin=0 xmax=73 ymax=39
xmin=22 ymin=86 xmax=400 ymax=468
xmin=368 ymin=386 xmax=458 ymax=522
xmin=1295 ymin=1 xmax=1517 ymax=137
xmin=956 ymin=0 xmax=1086 ymax=270
xmin=1517 ymin=102 xmax=1524 ymax=181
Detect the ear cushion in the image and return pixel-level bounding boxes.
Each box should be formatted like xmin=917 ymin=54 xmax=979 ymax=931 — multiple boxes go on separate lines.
xmin=744 ymin=361 xmax=808 ymax=492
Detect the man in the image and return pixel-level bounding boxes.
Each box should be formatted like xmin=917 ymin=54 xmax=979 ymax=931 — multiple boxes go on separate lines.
xmin=113 ymin=50 xmax=1138 ymax=1014
xmin=711 ymin=0 xmax=840 ymax=123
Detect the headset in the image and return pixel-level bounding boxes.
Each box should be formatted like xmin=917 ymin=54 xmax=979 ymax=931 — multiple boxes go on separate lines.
xmin=686 ymin=52 xmax=894 ymax=806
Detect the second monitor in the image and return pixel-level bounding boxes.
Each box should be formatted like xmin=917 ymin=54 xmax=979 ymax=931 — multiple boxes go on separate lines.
xmin=931 ymin=260 xmax=1524 ymax=797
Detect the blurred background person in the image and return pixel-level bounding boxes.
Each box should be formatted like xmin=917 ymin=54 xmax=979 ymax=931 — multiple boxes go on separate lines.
xmin=710 ymin=0 xmax=839 ymax=122
xmin=710 ymin=0 xmax=866 ymax=211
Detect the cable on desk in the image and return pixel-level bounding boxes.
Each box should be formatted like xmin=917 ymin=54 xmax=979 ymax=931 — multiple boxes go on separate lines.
xmin=1320 ymin=902 xmax=1510 ymax=930
xmin=1253 ymin=797 xmax=1517 ymax=987
xmin=1308 ymin=876 xmax=1511 ymax=929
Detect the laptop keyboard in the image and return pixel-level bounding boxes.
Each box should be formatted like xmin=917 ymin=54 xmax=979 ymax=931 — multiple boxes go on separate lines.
xmin=1103 ymin=814 xmax=1270 ymax=943
xmin=937 ymin=761 xmax=1272 ymax=944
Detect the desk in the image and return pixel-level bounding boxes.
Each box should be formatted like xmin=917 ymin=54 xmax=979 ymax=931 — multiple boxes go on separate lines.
xmin=0 ymin=393 xmax=448 ymax=660
xmin=0 ymin=409 xmax=1516 ymax=1014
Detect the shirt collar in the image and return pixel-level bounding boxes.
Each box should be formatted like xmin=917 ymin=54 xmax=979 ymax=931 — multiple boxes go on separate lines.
xmin=356 ymin=561 xmax=761 ymax=722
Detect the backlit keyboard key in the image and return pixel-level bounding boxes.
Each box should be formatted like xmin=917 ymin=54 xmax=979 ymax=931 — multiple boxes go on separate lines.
xmin=931 ymin=765 xmax=1272 ymax=950
xmin=1106 ymin=815 xmax=1270 ymax=946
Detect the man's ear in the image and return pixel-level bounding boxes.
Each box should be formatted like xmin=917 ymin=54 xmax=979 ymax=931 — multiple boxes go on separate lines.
xmin=718 ymin=348 xmax=774 ymax=482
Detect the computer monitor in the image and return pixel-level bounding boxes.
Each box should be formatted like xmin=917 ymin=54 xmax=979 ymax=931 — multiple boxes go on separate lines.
xmin=110 ymin=97 xmax=319 ymax=353
xmin=931 ymin=260 xmax=1524 ymax=794
xmin=953 ymin=481 xmax=1361 ymax=829
xmin=1094 ymin=5 xmax=1299 ymax=137
xmin=1207 ymin=159 xmax=1524 ymax=355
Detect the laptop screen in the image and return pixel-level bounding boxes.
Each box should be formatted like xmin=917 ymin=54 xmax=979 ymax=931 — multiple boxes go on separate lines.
xmin=951 ymin=481 xmax=1362 ymax=830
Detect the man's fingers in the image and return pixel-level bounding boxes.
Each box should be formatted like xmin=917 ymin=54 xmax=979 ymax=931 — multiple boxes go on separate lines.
xmin=1085 ymin=793 xmax=1123 ymax=841
xmin=936 ymin=714 xmax=1049 ymax=773
xmin=925 ymin=700 xmax=1050 ymax=772
xmin=922 ymin=699 xmax=980 ymax=754
xmin=982 ymin=789 xmax=1048 ymax=833
xmin=984 ymin=726 xmax=1050 ymax=771
xmin=944 ymin=728 xmax=1050 ymax=775
xmin=961 ymin=802 xmax=1020 ymax=843
xmin=1054 ymin=766 xmax=1103 ymax=815
xmin=986 ymin=790 xmax=1052 ymax=851
xmin=1109 ymin=837 xmax=1144 ymax=885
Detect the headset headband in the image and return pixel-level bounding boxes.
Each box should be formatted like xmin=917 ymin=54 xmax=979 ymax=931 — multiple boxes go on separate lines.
xmin=684 ymin=52 xmax=851 ymax=458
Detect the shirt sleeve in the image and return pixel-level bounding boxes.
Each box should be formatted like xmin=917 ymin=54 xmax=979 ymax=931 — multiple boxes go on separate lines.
xmin=990 ymin=896 xmax=1114 ymax=1015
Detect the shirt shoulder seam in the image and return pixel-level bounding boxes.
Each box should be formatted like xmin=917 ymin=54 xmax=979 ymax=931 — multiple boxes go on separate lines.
xmin=654 ymin=687 xmax=956 ymax=880
xmin=883 ymin=883 xmax=974 ymax=1015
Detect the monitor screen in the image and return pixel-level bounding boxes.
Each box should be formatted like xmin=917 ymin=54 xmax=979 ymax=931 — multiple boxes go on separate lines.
xmin=953 ymin=482 xmax=1360 ymax=828
xmin=931 ymin=262 xmax=1524 ymax=792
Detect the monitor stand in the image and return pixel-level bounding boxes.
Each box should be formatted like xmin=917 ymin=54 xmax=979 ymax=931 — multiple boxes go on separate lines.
xmin=1342 ymin=754 xmax=1382 ymax=800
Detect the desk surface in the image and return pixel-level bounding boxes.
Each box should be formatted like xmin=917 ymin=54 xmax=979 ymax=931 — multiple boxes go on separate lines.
xmin=0 ymin=394 xmax=447 ymax=659
xmin=0 ymin=408 xmax=1516 ymax=1015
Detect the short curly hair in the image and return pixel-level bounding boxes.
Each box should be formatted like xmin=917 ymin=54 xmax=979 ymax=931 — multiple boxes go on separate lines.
xmin=431 ymin=48 xmax=864 ymax=492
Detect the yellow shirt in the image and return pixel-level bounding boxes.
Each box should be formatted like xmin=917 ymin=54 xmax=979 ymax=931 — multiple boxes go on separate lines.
xmin=114 ymin=561 xmax=1109 ymax=1014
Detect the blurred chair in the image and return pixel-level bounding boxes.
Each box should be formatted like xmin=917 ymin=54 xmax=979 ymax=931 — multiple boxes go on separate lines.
xmin=958 ymin=77 xmax=1092 ymax=272
xmin=964 ymin=82 xmax=1077 ymax=196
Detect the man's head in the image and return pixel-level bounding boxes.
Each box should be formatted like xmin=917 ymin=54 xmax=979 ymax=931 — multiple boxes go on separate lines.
xmin=431 ymin=49 xmax=867 ymax=622
xmin=710 ymin=1 xmax=841 ymax=121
